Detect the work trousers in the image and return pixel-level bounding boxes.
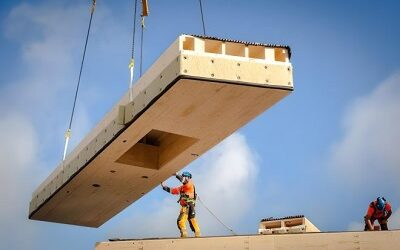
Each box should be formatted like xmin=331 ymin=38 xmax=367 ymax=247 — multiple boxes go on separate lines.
xmin=364 ymin=217 xmax=388 ymax=231
xmin=177 ymin=203 xmax=200 ymax=237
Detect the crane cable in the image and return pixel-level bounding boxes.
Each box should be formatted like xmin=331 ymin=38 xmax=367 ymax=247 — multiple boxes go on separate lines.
xmin=197 ymin=195 xmax=237 ymax=235
xmin=129 ymin=0 xmax=147 ymax=99
xmin=128 ymin=0 xmax=138 ymax=101
xmin=139 ymin=0 xmax=148 ymax=77
xmin=198 ymin=0 xmax=206 ymax=35
xmin=63 ymin=0 xmax=96 ymax=161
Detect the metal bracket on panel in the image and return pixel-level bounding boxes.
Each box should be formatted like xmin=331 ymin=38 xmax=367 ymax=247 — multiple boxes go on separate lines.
xmin=117 ymin=106 xmax=126 ymax=125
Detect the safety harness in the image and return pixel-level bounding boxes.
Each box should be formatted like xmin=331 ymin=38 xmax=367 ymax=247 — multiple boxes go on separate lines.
xmin=178 ymin=184 xmax=197 ymax=205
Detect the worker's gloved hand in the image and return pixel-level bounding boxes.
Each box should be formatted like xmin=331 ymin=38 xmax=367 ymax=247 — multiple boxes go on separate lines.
xmin=175 ymin=173 xmax=183 ymax=183
xmin=161 ymin=182 xmax=170 ymax=193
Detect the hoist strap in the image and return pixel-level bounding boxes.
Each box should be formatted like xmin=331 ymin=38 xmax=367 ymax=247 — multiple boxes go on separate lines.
xmin=141 ymin=16 xmax=145 ymax=28
xmin=128 ymin=0 xmax=138 ymax=102
xmin=140 ymin=16 xmax=145 ymax=77
xmin=62 ymin=129 xmax=71 ymax=160
xmin=129 ymin=59 xmax=135 ymax=101
xmin=63 ymin=0 xmax=96 ymax=160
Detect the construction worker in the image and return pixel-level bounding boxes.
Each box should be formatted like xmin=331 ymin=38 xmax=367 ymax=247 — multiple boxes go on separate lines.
xmin=161 ymin=171 xmax=201 ymax=237
xmin=364 ymin=197 xmax=392 ymax=231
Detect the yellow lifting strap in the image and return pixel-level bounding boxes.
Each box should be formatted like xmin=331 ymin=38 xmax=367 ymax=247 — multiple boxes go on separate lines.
xmin=128 ymin=58 xmax=135 ymax=101
xmin=63 ymin=129 xmax=71 ymax=160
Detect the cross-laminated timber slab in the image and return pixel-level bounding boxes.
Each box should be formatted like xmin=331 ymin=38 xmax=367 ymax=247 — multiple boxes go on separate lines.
xmin=95 ymin=231 xmax=400 ymax=250
xmin=29 ymin=35 xmax=294 ymax=227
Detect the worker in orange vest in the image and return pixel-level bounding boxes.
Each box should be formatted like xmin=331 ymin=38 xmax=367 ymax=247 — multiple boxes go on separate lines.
xmin=364 ymin=197 xmax=392 ymax=231
xmin=161 ymin=171 xmax=201 ymax=237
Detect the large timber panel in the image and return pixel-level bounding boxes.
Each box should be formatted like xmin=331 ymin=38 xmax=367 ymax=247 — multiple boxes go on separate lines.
xmin=29 ymin=35 xmax=293 ymax=227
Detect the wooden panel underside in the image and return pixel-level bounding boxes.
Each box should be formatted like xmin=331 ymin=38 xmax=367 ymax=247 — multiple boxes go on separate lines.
xmin=95 ymin=231 xmax=400 ymax=250
xmin=30 ymin=78 xmax=290 ymax=227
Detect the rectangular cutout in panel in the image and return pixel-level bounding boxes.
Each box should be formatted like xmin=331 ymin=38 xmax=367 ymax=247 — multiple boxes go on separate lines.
xmin=263 ymin=221 xmax=282 ymax=229
xmin=182 ymin=37 xmax=195 ymax=51
xmin=116 ymin=142 xmax=159 ymax=169
xmin=284 ymin=218 xmax=303 ymax=227
xmin=205 ymin=40 xmax=223 ymax=54
xmin=275 ymin=48 xmax=288 ymax=62
xmin=225 ymin=42 xmax=246 ymax=57
xmin=116 ymin=129 xmax=198 ymax=170
xmin=248 ymin=45 xmax=265 ymax=59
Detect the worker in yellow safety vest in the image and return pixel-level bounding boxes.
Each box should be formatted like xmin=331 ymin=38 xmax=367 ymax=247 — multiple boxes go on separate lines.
xmin=161 ymin=171 xmax=201 ymax=237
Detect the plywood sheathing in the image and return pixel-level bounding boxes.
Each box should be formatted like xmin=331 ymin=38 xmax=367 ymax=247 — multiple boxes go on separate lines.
xmin=95 ymin=231 xmax=400 ymax=250
xmin=29 ymin=35 xmax=293 ymax=227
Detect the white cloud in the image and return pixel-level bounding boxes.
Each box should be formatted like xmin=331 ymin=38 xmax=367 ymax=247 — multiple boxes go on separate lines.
xmin=0 ymin=2 xmax=123 ymax=249
xmin=193 ymin=133 xmax=259 ymax=234
xmin=0 ymin=114 xmax=42 ymax=249
xmin=2 ymin=2 xmax=128 ymax=155
xmin=110 ymin=133 xmax=259 ymax=238
xmin=330 ymin=72 xmax=400 ymax=188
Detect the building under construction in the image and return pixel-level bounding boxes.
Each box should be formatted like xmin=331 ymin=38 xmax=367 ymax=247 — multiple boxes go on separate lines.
xmin=28 ymin=1 xmax=399 ymax=249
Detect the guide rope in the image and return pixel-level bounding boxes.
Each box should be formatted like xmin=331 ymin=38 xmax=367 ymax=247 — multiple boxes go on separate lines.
xmin=197 ymin=195 xmax=237 ymax=235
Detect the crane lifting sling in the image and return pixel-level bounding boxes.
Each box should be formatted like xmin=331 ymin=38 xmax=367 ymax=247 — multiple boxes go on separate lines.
xmin=29 ymin=35 xmax=294 ymax=227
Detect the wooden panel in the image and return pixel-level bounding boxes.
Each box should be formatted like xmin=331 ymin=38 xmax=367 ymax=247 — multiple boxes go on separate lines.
xmin=95 ymin=231 xmax=400 ymax=250
xmin=29 ymin=35 xmax=294 ymax=227
xmin=29 ymin=79 xmax=290 ymax=227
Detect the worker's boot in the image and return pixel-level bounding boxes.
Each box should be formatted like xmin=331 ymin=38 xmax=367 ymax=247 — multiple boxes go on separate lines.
xmin=189 ymin=218 xmax=201 ymax=237
xmin=180 ymin=230 xmax=188 ymax=238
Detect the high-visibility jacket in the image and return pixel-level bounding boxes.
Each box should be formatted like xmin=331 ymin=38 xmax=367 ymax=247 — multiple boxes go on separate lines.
xmin=171 ymin=180 xmax=196 ymax=207
xmin=366 ymin=201 xmax=392 ymax=219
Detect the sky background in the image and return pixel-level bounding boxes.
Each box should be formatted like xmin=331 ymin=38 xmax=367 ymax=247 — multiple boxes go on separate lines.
xmin=0 ymin=0 xmax=400 ymax=249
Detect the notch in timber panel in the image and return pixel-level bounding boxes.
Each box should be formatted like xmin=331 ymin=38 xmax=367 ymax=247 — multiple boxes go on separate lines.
xmin=182 ymin=37 xmax=195 ymax=51
xmin=225 ymin=42 xmax=246 ymax=57
xmin=204 ymin=39 xmax=223 ymax=54
xmin=116 ymin=129 xmax=198 ymax=170
xmin=275 ymin=48 xmax=288 ymax=62
xmin=248 ymin=45 xmax=265 ymax=59
xmin=284 ymin=218 xmax=303 ymax=227
xmin=263 ymin=220 xmax=283 ymax=229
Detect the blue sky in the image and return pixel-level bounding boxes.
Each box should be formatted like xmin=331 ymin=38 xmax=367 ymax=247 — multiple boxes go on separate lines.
xmin=1 ymin=0 xmax=400 ymax=249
